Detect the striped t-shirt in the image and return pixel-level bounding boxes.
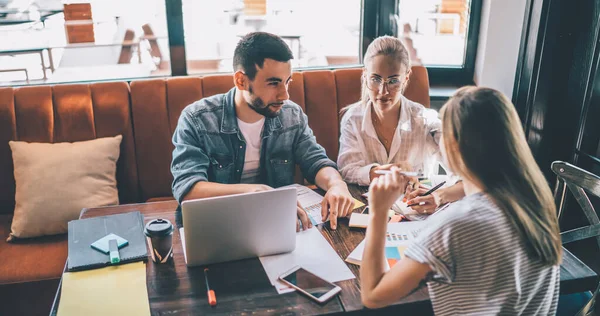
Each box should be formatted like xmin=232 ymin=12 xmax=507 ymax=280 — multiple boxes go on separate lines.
xmin=404 ymin=193 xmax=560 ymax=315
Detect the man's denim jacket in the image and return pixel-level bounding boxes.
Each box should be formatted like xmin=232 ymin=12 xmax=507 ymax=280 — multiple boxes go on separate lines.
xmin=171 ymin=88 xmax=337 ymax=205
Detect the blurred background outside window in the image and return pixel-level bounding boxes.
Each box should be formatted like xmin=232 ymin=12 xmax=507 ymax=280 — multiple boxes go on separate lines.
xmin=0 ymin=0 xmax=170 ymax=85
xmin=181 ymin=0 xmax=361 ymax=74
xmin=397 ymin=0 xmax=471 ymax=67
xmin=0 ymin=0 xmax=474 ymax=86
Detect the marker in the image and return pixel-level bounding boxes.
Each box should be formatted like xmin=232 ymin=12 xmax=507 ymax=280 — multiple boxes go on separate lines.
xmin=407 ymin=181 xmax=447 ymax=207
xmin=108 ymin=239 xmax=120 ymax=264
xmin=204 ymin=268 xmax=217 ymax=306
xmin=374 ymin=170 xmax=424 ymax=177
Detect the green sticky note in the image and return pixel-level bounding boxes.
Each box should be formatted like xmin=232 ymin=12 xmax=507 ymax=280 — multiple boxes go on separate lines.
xmin=91 ymin=233 xmax=128 ymax=254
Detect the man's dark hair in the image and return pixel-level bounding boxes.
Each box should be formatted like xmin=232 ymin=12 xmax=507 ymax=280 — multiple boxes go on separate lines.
xmin=233 ymin=32 xmax=294 ymax=80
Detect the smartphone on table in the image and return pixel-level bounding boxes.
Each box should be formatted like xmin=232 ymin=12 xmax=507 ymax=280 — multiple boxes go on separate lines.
xmin=279 ymin=266 xmax=342 ymax=303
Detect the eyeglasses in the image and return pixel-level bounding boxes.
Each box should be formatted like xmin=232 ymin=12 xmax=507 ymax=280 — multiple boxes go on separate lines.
xmin=365 ymin=76 xmax=402 ymax=92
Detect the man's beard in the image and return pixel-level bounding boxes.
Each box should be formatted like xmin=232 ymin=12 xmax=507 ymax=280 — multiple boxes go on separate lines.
xmin=247 ymin=85 xmax=282 ymax=118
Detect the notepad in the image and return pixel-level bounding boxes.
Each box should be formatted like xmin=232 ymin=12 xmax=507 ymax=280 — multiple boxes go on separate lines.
xmin=67 ymin=211 xmax=147 ymax=271
xmin=57 ymin=262 xmax=150 ymax=316
xmin=349 ymin=213 xmax=369 ymax=228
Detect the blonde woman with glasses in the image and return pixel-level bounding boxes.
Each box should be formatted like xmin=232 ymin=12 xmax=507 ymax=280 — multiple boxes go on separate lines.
xmin=361 ymin=87 xmax=562 ymax=315
xmin=338 ymin=36 xmax=464 ymax=213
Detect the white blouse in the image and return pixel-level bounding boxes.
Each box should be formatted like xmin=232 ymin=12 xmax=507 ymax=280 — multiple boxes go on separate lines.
xmin=338 ymin=95 xmax=442 ymax=185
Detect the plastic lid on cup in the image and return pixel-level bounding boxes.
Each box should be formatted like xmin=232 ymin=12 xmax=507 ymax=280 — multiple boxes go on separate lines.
xmin=144 ymin=218 xmax=173 ymax=237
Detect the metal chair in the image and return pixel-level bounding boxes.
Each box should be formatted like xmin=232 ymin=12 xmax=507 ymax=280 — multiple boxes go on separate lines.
xmin=552 ymin=161 xmax=600 ymax=315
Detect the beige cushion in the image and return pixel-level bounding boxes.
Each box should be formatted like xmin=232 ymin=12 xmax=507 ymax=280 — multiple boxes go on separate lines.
xmin=8 ymin=135 xmax=122 ymax=240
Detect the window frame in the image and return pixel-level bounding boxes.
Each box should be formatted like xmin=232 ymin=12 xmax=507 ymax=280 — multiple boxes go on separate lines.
xmin=2 ymin=0 xmax=481 ymax=86
xmin=166 ymin=0 xmax=482 ymax=84
xmin=361 ymin=0 xmax=482 ymax=86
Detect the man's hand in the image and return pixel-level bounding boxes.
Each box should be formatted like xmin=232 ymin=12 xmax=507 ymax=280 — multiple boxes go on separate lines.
xmin=242 ymin=184 xmax=273 ymax=193
xmin=369 ymin=167 xmax=410 ymax=217
xmin=320 ymin=181 xmax=354 ymax=230
xmin=297 ymin=201 xmax=312 ymax=232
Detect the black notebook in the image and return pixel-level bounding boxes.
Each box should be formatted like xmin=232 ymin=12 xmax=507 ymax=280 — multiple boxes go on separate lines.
xmin=67 ymin=211 xmax=148 ymax=271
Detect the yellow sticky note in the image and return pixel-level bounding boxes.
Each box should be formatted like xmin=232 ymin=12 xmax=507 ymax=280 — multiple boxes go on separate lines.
xmin=353 ymin=198 xmax=365 ymax=209
xmin=58 ymin=262 xmax=150 ymax=316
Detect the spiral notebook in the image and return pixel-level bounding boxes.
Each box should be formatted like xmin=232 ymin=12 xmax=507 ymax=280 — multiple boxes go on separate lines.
xmin=67 ymin=211 xmax=148 ymax=271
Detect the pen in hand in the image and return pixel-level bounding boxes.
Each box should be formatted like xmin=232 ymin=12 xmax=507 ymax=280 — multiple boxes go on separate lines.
xmin=407 ymin=181 xmax=446 ymax=207
xmin=374 ymin=170 xmax=424 ymax=177
xmin=204 ymin=268 xmax=217 ymax=306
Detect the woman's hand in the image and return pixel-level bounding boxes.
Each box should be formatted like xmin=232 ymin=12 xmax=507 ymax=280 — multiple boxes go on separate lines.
xmin=369 ymin=161 xmax=414 ymax=182
xmin=368 ymin=167 xmax=411 ymax=218
xmin=405 ymin=187 xmax=440 ymax=215
xmin=406 ymin=181 xmax=466 ymax=214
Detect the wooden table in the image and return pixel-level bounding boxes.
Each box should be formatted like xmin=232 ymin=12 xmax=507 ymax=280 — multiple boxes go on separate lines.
xmin=50 ymin=185 xmax=599 ymax=315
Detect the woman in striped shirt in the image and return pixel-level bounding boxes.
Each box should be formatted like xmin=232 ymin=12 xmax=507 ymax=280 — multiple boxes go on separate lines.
xmin=361 ymin=86 xmax=562 ymax=315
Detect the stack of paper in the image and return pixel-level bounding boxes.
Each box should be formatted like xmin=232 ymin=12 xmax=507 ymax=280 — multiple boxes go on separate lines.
xmin=259 ymin=227 xmax=356 ymax=294
xmin=346 ymin=221 xmax=426 ymax=269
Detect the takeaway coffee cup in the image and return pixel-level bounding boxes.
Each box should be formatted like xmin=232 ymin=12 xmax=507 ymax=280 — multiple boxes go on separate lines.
xmin=144 ymin=218 xmax=174 ymax=263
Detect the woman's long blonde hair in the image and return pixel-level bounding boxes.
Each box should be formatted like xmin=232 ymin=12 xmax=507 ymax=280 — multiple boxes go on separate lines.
xmin=340 ymin=36 xmax=411 ymax=117
xmin=441 ymin=86 xmax=562 ymax=265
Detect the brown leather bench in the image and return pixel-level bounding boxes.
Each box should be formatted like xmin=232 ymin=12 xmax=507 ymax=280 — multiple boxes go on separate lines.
xmin=0 ymin=66 xmax=429 ymax=315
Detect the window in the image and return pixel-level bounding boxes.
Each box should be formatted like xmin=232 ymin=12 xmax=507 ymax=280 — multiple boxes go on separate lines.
xmin=397 ymin=0 xmax=472 ymax=67
xmin=1 ymin=0 xmax=480 ymax=86
xmin=181 ymin=0 xmax=362 ymax=75
xmin=362 ymin=0 xmax=480 ymax=86
xmin=0 ymin=0 xmax=170 ymax=86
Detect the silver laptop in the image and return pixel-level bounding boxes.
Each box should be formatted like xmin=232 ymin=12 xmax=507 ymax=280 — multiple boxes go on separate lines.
xmin=181 ymin=187 xmax=297 ymax=266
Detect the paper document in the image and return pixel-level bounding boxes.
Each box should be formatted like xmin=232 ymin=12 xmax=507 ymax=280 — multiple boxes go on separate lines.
xmin=391 ymin=197 xmax=429 ymax=221
xmin=283 ymin=184 xmax=364 ymax=226
xmin=349 ymin=213 xmax=369 ymax=228
xmin=57 ymin=262 xmax=150 ymax=316
xmin=346 ymin=221 xmax=426 ymax=269
xmin=259 ymin=227 xmax=356 ymax=294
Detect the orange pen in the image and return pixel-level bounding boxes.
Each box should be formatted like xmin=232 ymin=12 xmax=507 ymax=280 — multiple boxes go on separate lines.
xmin=204 ymin=268 xmax=217 ymax=306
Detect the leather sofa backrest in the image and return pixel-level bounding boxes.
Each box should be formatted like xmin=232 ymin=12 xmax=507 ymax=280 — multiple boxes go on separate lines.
xmin=130 ymin=66 xmax=429 ymax=201
xmin=0 ymin=66 xmax=430 ymax=209
xmin=0 ymin=82 xmax=139 ymax=214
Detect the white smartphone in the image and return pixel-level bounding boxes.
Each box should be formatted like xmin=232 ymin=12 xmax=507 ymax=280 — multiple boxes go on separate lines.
xmin=279 ymin=266 xmax=342 ymax=303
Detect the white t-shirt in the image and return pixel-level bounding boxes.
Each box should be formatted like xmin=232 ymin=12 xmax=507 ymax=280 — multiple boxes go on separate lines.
xmin=237 ymin=117 xmax=265 ymax=184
